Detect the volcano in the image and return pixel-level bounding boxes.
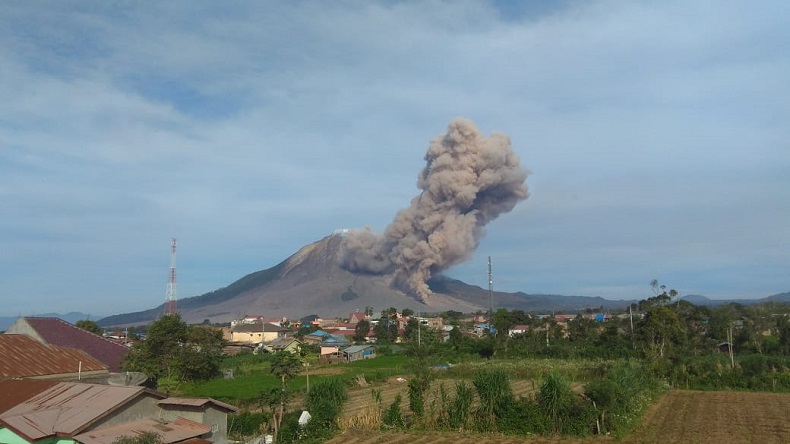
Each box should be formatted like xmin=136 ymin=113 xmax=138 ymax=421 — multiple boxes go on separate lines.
xmin=99 ymin=234 xmax=490 ymax=326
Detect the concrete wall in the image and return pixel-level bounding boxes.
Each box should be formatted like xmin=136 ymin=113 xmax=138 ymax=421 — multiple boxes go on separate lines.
xmin=87 ymin=393 xmax=162 ymax=431
xmin=159 ymin=405 xmax=230 ymax=444
xmin=4 ymin=319 xmax=45 ymax=344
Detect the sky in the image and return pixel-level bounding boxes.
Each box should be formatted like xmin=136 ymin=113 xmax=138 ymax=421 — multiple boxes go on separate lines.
xmin=1 ymin=0 xmax=788 ymax=318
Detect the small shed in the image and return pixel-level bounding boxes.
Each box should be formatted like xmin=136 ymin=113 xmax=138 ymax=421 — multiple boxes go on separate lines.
xmin=343 ymin=345 xmax=375 ymax=362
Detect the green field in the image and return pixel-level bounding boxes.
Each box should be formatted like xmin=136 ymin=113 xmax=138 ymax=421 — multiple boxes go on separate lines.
xmin=176 ymin=354 xmax=411 ymax=405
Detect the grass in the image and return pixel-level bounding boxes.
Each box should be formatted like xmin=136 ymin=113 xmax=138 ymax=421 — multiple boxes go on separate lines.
xmin=175 ymin=353 xmax=411 ymax=405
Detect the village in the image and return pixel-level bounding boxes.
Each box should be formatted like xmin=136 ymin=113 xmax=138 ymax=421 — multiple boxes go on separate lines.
xmin=0 ymin=306 xmax=621 ymax=444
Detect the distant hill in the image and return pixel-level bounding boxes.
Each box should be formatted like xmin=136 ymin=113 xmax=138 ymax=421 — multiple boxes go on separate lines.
xmin=0 ymin=312 xmax=101 ymax=331
xmin=682 ymin=292 xmax=790 ymax=307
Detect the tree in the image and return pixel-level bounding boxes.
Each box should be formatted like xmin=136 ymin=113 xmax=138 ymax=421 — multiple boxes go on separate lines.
xmin=122 ymin=314 xmax=224 ymax=386
xmin=568 ymin=315 xmax=598 ymax=342
xmin=448 ymin=326 xmax=464 ymax=352
xmin=177 ymin=326 xmax=225 ymax=382
xmin=353 ymin=319 xmax=371 ymax=342
xmin=404 ymin=318 xmax=420 ymax=343
xmin=76 ymin=319 xmax=103 ymax=335
xmin=402 ymin=308 xmax=415 ymax=317
xmin=405 ymin=343 xmax=437 ymax=419
xmin=374 ymin=309 xmax=399 ymax=344
xmin=637 ymin=306 xmax=685 ymax=360
xmin=268 ymin=352 xmax=302 ymax=442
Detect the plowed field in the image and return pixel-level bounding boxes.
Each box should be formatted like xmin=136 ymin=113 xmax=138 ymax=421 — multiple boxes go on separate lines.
xmin=328 ymin=390 xmax=790 ymax=444
xmin=622 ymin=390 xmax=790 ymax=444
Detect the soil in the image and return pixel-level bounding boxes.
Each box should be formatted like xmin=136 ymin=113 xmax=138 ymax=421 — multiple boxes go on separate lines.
xmin=622 ymin=390 xmax=790 ymax=444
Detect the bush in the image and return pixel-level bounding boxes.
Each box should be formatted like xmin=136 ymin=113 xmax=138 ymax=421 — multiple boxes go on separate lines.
xmin=382 ymin=394 xmax=405 ymax=428
xmin=227 ymin=411 xmax=267 ymax=439
xmin=304 ymin=378 xmax=348 ymax=429
xmin=585 ymin=361 xmax=667 ymax=437
xmin=472 ymin=369 xmax=513 ymax=432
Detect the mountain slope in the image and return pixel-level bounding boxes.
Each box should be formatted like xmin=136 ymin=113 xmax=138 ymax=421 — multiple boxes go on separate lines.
xmin=100 ymin=235 xmax=488 ymax=326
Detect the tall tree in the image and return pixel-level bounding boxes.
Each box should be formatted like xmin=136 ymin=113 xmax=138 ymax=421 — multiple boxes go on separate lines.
xmin=268 ymin=352 xmax=302 ymax=442
xmin=353 ymin=319 xmax=371 ymax=342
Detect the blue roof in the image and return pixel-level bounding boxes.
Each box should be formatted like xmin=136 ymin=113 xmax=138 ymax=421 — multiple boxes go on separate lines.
xmin=343 ymin=345 xmax=373 ymax=354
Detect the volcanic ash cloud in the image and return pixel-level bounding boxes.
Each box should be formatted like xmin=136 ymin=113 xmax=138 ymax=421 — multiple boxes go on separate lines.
xmin=340 ymin=117 xmax=530 ymax=303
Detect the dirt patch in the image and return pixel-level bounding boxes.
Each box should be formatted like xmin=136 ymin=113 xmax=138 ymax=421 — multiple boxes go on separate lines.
xmin=305 ymin=365 xmax=346 ymax=376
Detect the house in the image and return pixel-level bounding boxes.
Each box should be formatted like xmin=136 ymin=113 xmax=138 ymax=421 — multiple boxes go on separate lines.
xmin=305 ymin=331 xmax=351 ymax=357
xmin=303 ymin=330 xmax=332 ymax=345
xmin=157 ymin=397 xmax=238 ymax=443
xmin=343 ymin=345 xmax=375 ymax=362
xmin=347 ymin=312 xmax=366 ymax=324
xmin=473 ymin=324 xmax=496 ymax=337
xmin=266 ymin=337 xmax=302 ymax=354
xmin=0 ymin=334 xmax=109 ymax=381
xmin=229 ymin=322 xmax=289 ymax=344
xmin=4 ymin=317 xmax=130 ymax=372
xmin=416 ymin=316 xmax=444 ymax=330
xmin=0 ymin=380 xmax=237 ymax=444
xmin=508 ymin=324 xmax=530 ymax=337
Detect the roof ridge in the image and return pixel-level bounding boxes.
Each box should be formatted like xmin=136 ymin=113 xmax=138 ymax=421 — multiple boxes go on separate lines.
xmin=28 ymin=317 xmax=129 ymax=350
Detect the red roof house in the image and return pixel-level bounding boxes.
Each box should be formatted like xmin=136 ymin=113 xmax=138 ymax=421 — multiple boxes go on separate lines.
xmin=4 ymin=317 xmax=130 ymax=372
xmin=0 ymin=334 xmax=108 ymax=380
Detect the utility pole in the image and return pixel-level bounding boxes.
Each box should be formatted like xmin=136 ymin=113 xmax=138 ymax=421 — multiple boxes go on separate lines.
xmin=629 ymin=304 xmax=635 ymax=348
xmin=488 ymin=256 xmax=493 ymax=334
xmin=417 ymin=310 xmax=421 ymax=347
xmin=727 ymin=324 xmax=735 ymax=369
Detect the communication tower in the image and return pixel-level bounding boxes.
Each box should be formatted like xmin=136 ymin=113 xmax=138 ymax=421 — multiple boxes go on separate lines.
xmin=165 ymin=238 xmax=177 ymax=315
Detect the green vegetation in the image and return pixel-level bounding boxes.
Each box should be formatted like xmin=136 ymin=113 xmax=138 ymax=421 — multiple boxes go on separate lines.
xmin=122 ymin=314 xmax=224 ymax=390
xmin=75 ymin=319 xmax=104 ymax=335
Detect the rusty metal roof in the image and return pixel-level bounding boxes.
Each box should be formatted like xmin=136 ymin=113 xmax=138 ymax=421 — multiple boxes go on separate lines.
xmin=73 ymin=417 xmax=211 ymax=444
xmin=0 ymin=379 xmax=59 ymax=414
xmin=0 ymin=334 xmax=108 ymax=379
xmin=158 ymin=397 xmax=238 ymax=413
xmin=0 ymin=382 xmax=162 ymax=441
xmin=16 ymin=317 xmax=130 ymax=372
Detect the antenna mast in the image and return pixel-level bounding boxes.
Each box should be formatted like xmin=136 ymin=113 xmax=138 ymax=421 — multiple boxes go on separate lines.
xmin=165 ymin=238 xmax=177 ymax=315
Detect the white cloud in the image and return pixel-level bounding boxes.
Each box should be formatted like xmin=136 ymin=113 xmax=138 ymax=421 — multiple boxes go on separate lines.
xmin=1 ymin=0 xmax=788 ymax=315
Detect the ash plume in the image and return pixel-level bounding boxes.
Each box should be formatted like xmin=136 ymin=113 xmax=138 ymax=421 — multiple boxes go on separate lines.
xmin=340 ymin=118 xmax=529 ymax=302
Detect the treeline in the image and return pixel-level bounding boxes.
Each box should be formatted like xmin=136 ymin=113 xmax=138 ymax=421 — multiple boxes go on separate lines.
xmin=457 ymin=286 xmax=790 ymax=391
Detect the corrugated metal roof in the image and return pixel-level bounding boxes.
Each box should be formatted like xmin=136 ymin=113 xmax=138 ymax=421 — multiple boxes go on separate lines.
xmin=342 ymin=345 xmax=373 ymax=354
xmin=0 ymin=382 xmax=162 ymax=440
xmin=0 ymin=334 xmax=108 ymax=379
xmin=20 ymin=318 xmax=130 ymax=372
xmin=158 ymin=397 xmax=237 ymax=413
xmin=0 ymin=379 xmax=59 ymax=414
xmin=74 ymin=417 xmax=210 ymax=444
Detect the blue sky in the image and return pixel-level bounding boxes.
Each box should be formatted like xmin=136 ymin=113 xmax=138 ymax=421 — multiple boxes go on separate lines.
xmin=1 ymin=1 xmax=788 ymax=317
